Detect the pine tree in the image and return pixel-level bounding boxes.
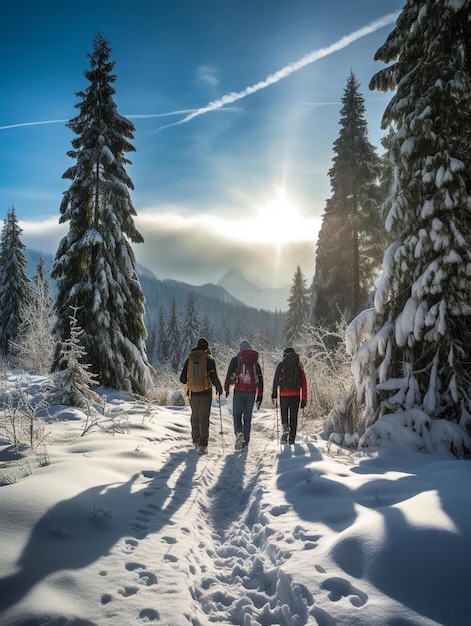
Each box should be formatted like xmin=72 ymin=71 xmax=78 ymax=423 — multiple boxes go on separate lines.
xmin=347 ymin=1 xmax=471 ymax=435
xmin=311 ymin=71 xmax=384 ymax=328
xmin=284 ymin=265 xmax=310 ymax=346
xmin=51 ymin=32 xmax=153 ymax=396
xmin=181 ymin=293 xmax=200 ymax=356
xmin=166 ymin=297 xmax=182 ymax=371
xmin=0 ymin=207 xmax=30 ymax=354
xmin=53 ymin=306 xmax=101 ymax=407
xmin=13 ymin=255 xmax=55 ymax=373
xmin=156 ymin=306 xmax=169 ymax=363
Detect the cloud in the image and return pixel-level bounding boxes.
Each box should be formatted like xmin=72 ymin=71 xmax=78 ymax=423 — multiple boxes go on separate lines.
xmin=133 ymin=209 xmax=317 ymax=287
xmin=195 ymin=65 xmax=219 ymax=89
xmin=17 ymin=209 xmax=317 ymax=288
xmin=19 ymin=217 xmax=67 ymax=253
xmin=158 ymin=11 xmax=399 ymax=131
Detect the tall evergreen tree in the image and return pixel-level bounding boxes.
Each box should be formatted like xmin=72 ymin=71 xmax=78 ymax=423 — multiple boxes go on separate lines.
xmin=0 ymin=207 xmax=30 ymax=354
xmin=311 ymin=71 xmax=384 ymax=327
xmin=156 ymin=306 xmax=169 ymax=363
xmin=51 ymin=33 xmax=153 ymax=395
xmin=347 ymin=1 xmax=471 ymax=435
xmin=284 ymin=265 xmax=310 ymax=346
xmin=181 ymin=293 xmax=200 ymax=356
xmin=166 ymin=297 xmax=182 ymax=371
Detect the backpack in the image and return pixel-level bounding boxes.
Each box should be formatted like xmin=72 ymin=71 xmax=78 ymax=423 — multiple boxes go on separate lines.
xmin=186 ymin=349 xmax=212 ymax=393
xmin=235 ymin=349 xmax=259 ymax=392
xmin=279 ymin=352 xmax=301 ymax=390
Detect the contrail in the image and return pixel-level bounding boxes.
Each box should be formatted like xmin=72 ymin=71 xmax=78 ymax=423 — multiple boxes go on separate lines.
xmin=158 ymin=11 xmax=399 ymax=131
xmin=0 ymin=119 xmax=69 ymax=131
xmin=0 ymin=110 xmax=202 ymax=131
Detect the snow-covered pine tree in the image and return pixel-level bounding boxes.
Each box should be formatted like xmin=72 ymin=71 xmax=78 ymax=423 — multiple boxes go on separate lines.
xmin=53 ymin=306 xmax=101 ymax=407
xmin=311 ymin=71 xmax=384 ymax=328
xmin=51 ymin=32 xmax=153 ymax=396
xmin=346 ymin=0 xmax=471 ymax=440
xmin=181 ymin=293 xmax=200 ymax=357
xmin=166 ymin=297 xmax=182 ymax=371
xmin=13 ymin=255 xmax=55 ymax=373
xmin=0 ymin=207 xmax=31 ymax=355
xmin=156 ymin=306 xmax=169 ymax=363
xmin=284 ymin=265 xmax=310 ymax=346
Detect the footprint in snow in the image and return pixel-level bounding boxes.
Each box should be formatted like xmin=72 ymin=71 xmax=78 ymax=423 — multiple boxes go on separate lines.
xmin=321 ymin=577 xmax=368 ymax=607
xmin=125 ymin=562 xmax=146 ymax=571
xmin=123 ymin=538 xmax=139 ymax=554
xmin=138 ymin=571 xmax=158 ymax=586
xmin=139 ymin=608 xmax=160 ymax=621
xmin=162 ymin=535 xmax=177 ymax=544
xmin=164 ymin=554 xmax=178 ymax=563
xmin=118 ymin=585 xmax=139 ymax=597
xmin=269 ymin=504 xmax=291 ymax=517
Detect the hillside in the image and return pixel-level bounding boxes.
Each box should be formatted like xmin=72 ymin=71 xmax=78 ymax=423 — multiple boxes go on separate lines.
xmin=217 ymin=267 xmax=290 ymax=312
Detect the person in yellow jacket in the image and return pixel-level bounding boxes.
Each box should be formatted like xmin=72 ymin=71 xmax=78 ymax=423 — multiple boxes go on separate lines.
xmin=180 ymin=337 xmax=222 ymax=454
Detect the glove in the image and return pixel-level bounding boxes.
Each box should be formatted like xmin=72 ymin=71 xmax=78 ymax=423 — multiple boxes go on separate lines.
xmin=216 ymin=386 xmax=223 ymax=397
xmin=256 ymin=395 xmax=262 ymax=409
xmin=225 ymin=388 xmax=230 ymax=398
xmin=301 ymin=399 xmax=306 ymax=409
xmin=271 ymin=394 xmax=277 ymax=401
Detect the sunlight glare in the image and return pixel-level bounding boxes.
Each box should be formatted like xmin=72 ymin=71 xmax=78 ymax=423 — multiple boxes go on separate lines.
xmin=252 ymin=185 xmax=304 ymax=248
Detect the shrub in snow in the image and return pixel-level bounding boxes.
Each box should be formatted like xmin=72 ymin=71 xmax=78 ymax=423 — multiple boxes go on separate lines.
xmin=170 ymin=390 xmax=185 ymax=406
xmin=359 ymin=409 xmax=471 ymax=457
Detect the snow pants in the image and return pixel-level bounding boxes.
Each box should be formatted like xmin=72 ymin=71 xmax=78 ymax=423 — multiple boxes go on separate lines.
xmin=189 ymin=391 xmax=212 ymax=448
xmin=232 ymin=390 xmax=256 ymax=444
xmin=280 ymin=395 xmax=300 ymax=444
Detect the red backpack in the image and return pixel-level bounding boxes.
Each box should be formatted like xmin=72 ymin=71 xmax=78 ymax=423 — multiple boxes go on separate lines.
xmin=235 ymin=349 xmax=259 ymax=392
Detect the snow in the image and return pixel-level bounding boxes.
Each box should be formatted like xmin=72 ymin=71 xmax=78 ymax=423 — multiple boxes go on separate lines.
xmin=1 ymin=374 xmax=471 ymax=625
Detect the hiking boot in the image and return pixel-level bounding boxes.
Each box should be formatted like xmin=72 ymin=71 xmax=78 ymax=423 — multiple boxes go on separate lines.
xmin=235 ymin=432 xmax=245 ymax=451
xmin=198 ymin=446 xmax=207 ymax=455
xmin=281 ymin=425 xmax=289 ymax=445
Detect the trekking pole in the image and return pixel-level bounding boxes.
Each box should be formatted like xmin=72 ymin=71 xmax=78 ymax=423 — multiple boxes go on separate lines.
xmin=218 ymin=394 xmax=225 ymax=451
xmin=275 ymin=399 xmax=280 ymax=443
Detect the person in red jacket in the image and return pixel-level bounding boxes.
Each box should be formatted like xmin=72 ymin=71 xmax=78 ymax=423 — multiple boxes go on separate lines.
xmin=271 ymin=347 xmax=307 ymax=445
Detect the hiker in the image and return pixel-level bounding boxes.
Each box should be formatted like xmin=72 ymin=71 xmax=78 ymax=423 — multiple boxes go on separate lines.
xmin=180 ymin=337 xmax=223 ymax=455
xmin=272 ymin=347 xmax=307 ymax=445
xmin=224 ymin=339 xmax=263 ymax=450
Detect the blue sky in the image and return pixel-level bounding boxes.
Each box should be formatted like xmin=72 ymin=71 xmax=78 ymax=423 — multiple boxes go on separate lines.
xmin=1 ymin=0 xmax=403 ymax=288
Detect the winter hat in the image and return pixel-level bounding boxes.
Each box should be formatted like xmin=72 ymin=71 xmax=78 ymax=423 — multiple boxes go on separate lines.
xmin=283 ymin=347 xmax=295 ymax=357
xmin=239 ymin=339 xmax=251 ymax=351
xmin=197 ymin=337 xmax=209 ymax=350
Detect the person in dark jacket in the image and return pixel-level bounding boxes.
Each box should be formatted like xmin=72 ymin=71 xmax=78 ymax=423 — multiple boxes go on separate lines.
xmin=180 ymin=337 xmax=223 ymax=455
xmin=224 ymin=339 xmax=263 ymax=450
xmin=272 ymin=347 xmax=307 ymax=445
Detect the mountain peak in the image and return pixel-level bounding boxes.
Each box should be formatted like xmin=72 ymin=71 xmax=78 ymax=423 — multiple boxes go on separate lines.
xmin=217 ymin=267 xmax=289 ymax=312
xmin=217 ymin=266 xmax=250 ymax=287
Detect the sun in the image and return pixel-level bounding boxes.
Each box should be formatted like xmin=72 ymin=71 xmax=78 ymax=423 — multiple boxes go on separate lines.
xmin=253 ymin=185 xmax=303 ymax=247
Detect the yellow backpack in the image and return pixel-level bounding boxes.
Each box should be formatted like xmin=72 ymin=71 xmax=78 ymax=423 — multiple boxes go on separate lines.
xmin=186 ymin=349 xmax=211 ymax=393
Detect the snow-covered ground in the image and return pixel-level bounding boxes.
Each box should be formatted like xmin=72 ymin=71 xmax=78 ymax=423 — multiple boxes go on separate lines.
xmin=0 ymin=373 xmax=470 ymax=626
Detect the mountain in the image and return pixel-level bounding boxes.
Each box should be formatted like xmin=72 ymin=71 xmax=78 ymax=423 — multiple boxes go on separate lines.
xmin=217 ymin=267 xmax=289 ymax=312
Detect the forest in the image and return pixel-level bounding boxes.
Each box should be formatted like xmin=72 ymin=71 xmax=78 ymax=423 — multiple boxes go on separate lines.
xmin=1 ymin=1 xmax=471 ymax=455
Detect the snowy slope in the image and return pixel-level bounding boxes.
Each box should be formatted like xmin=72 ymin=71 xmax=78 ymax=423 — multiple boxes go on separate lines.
xmin=0 ymin=373 xmax=470 ymax=625
xmin=217 ymin=267 xmax=290 ymax=312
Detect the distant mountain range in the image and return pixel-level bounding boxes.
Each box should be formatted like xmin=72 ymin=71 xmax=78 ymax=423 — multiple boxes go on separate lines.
xmin=24 ymin=251 xmax=289 ymax=312
xmin=217 ymin=267 xmax=289 ymax=312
